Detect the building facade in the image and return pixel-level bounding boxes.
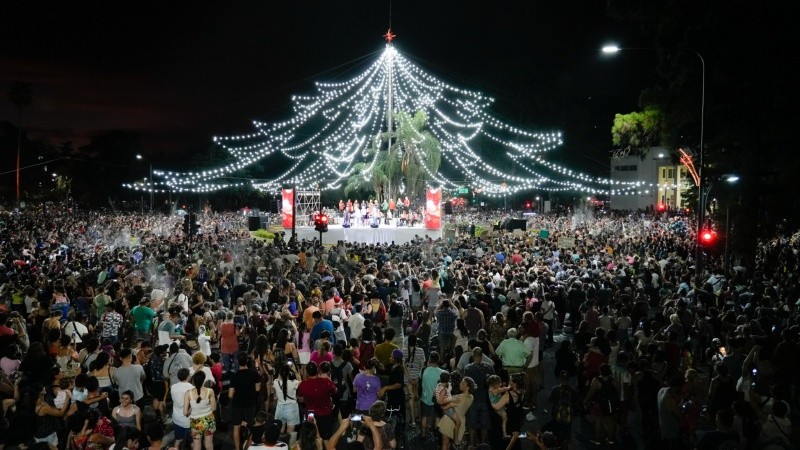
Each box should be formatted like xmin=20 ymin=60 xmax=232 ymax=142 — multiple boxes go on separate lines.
xmin=609 ymin=147 xmax=691 ymax=211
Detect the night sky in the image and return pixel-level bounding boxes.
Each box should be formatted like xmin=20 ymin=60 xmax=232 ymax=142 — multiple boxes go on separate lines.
xmin=1 ymin=1 xmax=658 ymax=173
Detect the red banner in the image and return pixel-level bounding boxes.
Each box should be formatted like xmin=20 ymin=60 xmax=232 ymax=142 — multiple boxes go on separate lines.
xmin=281 ymin=188 xmax=294 ymax=228
xmin=425 ymin=188 xmax=442 ymax=229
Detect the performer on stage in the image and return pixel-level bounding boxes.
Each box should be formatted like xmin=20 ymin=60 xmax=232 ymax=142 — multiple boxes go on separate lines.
xmin=404 ymin=196 xmax=411 ymax=211
xmin=338 ymin=199 xmax=344 ymax=212
xmin=371 ymin=203 xmax=380 ymax=227
xmin=342 ymin=208 xmax=351 ymax=227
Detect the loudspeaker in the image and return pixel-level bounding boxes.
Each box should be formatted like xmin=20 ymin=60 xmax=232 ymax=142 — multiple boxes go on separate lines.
xmin=444 ymin=201 xmax=453 ymax=215
xmin=248 ymin=216 xmax=261 ymax=231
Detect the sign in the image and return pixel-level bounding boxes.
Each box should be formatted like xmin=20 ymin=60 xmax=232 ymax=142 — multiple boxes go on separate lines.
xmin=281 ymin=188 xmax=294 ymax=228
xmin=424 ymin=188 xmax=442 ymax=229
xmin=539 ymin=229 xmax=550 ymax=239
xmin=458 ymin=187 xmax=469 ymax=194
xmin=557 ymin=237 xmax=576 ymax=248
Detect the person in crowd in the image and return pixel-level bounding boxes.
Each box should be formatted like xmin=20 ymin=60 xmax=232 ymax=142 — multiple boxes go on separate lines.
xmin=113 ymin=348 xmax=146 ymax=408
xmin=112 ymin=389 xmax=142 ymax=430
xmin=184 ymin=371 xmax=217 ymax=450
xmin=163 ymin=342 xmax=193 ymax=386
xmin=297 ymin=361 xmax=337 ymax=440
xmin=495 ymin=328 xmax=530 ymax=376
xmin=170 ymin=368 xmax=194 ymax=450
xmin=419 ymin=352 xmax=446 ymax=439
xmin=353 ymin=357 xmax=381 ymax=414
xmin=229 ymin=352 xmax=261 ymax=450
xmin=219 ymin=311 xmax=240 ymax=373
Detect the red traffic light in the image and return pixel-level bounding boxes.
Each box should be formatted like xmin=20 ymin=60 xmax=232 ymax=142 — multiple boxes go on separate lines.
xmin=657 ymin=203 xmax=666 ymax=212
xmin=700 ymin=229 xmax=716 ymax=244
xmin=321 ymin=215 xmax=328 ymax=223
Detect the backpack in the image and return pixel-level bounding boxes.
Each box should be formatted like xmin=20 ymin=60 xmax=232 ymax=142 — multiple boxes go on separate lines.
xmin=552 ymin=385 xmax=574 ymax=424
xmin=330 ymin=360 xmax=350 ymax=401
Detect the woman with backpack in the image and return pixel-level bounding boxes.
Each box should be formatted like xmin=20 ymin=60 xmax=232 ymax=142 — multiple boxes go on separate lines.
xmin=583 ymin=363 xmax=618 ymax=446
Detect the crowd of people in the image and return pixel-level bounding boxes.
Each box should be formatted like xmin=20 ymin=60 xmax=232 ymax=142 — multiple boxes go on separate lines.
xmin=0 ymin=204 xmax=798 ymax=450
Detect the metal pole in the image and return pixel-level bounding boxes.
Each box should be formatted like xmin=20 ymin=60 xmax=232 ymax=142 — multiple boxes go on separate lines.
xmin=724 ymin=204 xmax=731 ymax=273
xmin=149 ymin=163 xmax=154 ymax=214
xmin=291 ymin=185 xmax=296 ymax=244
xmin=693 ymin=50 xmax=706 ymax=285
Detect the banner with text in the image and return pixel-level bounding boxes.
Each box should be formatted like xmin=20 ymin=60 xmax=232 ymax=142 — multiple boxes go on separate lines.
xmin=425 ymin=188 xmax=442 ymax=229
xmin=281 ymin=188 xmax=294 ymax=228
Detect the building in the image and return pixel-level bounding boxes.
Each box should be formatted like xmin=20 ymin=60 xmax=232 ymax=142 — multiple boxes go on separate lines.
xmin=609 ymin=146 xmax=691 ymax=211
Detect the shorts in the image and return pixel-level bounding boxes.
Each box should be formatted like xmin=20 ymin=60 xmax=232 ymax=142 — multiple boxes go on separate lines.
xmin=190 ymin=414 xmax=217 ymax=438
xmin=298 ymin=352 xmax=311 ymax=365
xmin=230 ymin=406 xmax=256 ymax=426
xmin=420 ymin=402 xmax=439 ymax=419
xmin=174 ymin=425 xmax=190 ymax=441
xmin=34 ymin=432 xmax=58 ymax=447
xmin=149 ymin=380 xmax=168 ymax=402
xmin=274 ymin=402 xmax=300 ymax=426
xmin=466 ymin=400 xmax=490 ymax=429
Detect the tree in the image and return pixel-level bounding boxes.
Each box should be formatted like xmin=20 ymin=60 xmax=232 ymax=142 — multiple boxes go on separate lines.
xmin=7 ymin=81 xmax=32 ymax=206
xmin=610 ymin=106 xmax=667 ymax=156
xmin=393 ymin=110 xmax=441 ymax=200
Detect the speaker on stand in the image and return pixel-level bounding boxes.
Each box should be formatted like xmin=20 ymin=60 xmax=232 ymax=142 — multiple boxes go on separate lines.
xmin=248 ymin=216 xmax=261 ymax=231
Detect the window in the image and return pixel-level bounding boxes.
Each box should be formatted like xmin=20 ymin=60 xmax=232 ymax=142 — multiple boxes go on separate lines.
xmin=668 ymin=169 xmax=674 ymax=178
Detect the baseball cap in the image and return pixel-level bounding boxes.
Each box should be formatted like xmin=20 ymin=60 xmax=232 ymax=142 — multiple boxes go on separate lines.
xmin=391 ymin=349 xmax=404 ymax=362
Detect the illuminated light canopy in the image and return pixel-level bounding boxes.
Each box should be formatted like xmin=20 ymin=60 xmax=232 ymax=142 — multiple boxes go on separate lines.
xmin=128 ymin=42 xmax=653 ymax=196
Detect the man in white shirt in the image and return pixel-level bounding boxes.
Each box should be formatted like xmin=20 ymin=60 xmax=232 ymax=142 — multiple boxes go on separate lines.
xmin=348 ymin=304 xmax=365 ymax=340
xmin=170 ymin=368 xmax=194 ymax=450
xmin=61 ymin=314 xmax=90 ymax=348
xmin=523 ymin=318 xmax=542 ymax=410
xmin=540 ymin=296 xmax=556 ymax=345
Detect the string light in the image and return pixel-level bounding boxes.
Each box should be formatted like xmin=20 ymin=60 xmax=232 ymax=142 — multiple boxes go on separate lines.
xmin=126 ymin=45 xmax=652 ymax=195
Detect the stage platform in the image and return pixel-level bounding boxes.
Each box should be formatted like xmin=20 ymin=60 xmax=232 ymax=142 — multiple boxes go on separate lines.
xmin=287 ymin=224 xmax=442 ymax=245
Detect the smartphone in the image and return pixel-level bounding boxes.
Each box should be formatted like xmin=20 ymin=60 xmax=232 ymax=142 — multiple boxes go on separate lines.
xmin=350 ymin=414 xmax=362 ymax=421
xmin=752 ymin=368 xmax=758 ymax=376
xmin=307 ymin=412 xmax=315 ymax=421
xmin=287 ymin=361 xmax=293 ymax=367
xmin=518 ymin=432 xmax=527 ymax=439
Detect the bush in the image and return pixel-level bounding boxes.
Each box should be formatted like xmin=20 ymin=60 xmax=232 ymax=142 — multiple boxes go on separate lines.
xmin=252 ymin=229 xmax=276 ymax=240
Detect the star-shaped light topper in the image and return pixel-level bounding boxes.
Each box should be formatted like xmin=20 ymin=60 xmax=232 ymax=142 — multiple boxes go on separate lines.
xmin=383 ymin=28 xmax=396 ymax=43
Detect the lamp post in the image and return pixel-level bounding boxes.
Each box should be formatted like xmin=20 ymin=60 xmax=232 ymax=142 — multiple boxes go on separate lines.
xmin=602 ymin=44 xmax=706 ymax=280
xmin=136 ymin=154 xmax=153 ymax=214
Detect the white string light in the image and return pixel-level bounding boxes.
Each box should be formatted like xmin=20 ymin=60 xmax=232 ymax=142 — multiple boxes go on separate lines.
xmin=126 ymin=45 xmax=651 ymax=195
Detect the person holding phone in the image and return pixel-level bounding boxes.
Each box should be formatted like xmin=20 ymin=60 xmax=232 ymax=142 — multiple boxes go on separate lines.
xmin=297 ymin=362 xmax=337 ymax=440
xmin=274 ymin=362 xmax=302 ymax=436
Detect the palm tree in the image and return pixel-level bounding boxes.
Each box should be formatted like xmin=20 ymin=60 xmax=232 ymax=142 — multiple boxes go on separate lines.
xmin=8 ymin=81 xmax=33 ymax=206
xmin=346 ymin=110 xmax=442 ymax=201
xmin=392 ymin=110 xmax=441 ymax=199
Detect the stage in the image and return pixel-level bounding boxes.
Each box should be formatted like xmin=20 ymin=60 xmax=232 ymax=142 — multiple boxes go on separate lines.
xmin=287 ymin=224 xmax=442 ymax=245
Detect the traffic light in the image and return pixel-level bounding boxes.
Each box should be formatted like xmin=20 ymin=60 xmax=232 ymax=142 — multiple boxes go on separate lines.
xmin=314 ymin=213 xmax=329 ymax=232
xmin=699 ymin=228 xmax=717 ymax=245
xmin=657 ymin=203 xmax=667 ymax=212
xmin=525 ymin=201 xmax=532 ymax=209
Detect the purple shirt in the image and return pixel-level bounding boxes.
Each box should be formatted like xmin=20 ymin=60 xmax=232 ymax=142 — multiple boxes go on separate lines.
xmin=352 ymin=372 xmax=381 ymax=411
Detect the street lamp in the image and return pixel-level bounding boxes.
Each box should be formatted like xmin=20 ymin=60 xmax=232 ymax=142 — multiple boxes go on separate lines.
xmin=602 ymin=43 xmax=706 ymax=280
xmin=136 ymin=154 xmax=153 ymax=214
xmin=701 ymin=174 xmax=739 ymax=272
